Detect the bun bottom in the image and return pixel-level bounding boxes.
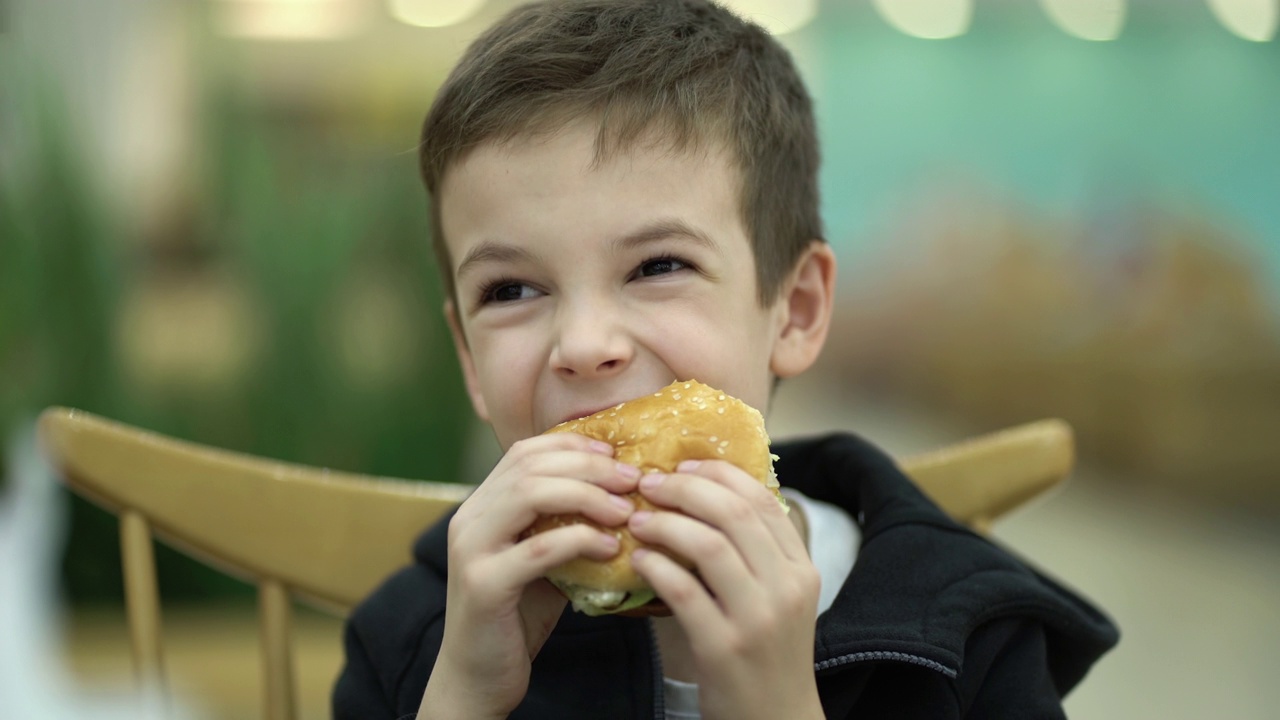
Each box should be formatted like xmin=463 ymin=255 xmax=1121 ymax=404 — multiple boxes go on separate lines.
xmin=615 ymin=598 xmax=671 ymax=618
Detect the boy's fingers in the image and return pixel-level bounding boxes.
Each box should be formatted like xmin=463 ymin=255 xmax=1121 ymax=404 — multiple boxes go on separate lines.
xmin=460 ymin=475 xmax=634 ymax=550
xmin=457 ymin=448 xmax=639 ymax=539
xmin=514 ymin=449 xmax=641 ymax=495
xmin=506 ymin=431 xmax=616 ymax=458
xmin=472 ymin=524 xmax=622 ymax=598
xmin=637 ymin=465 xmax=806 ymax=568
xmin=495 ymin=434 xmax=639 ymax=497
xmin=683 ymin=460 xmax=806 ymax=557
xmin=627 ymin=509 xmax=754 ymax=606
xmin=630 ymin=546 xmax=724 ymax=635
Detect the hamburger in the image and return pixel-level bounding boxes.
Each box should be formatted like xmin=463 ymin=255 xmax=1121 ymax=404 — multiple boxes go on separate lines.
xmin=527 ymin=380 xmax=783 ymax=616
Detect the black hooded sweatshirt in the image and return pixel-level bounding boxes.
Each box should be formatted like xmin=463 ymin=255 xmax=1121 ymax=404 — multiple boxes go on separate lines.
xmin=333 ymin=432 xmax=1119 ymax=719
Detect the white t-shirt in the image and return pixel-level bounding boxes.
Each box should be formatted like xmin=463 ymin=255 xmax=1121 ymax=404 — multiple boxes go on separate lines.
xmin=662 ymin=487 xmax=861 ymax=718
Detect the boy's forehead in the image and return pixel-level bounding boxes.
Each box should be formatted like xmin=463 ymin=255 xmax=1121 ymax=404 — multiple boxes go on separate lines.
xmin=444 ymin=115 xmax=737 ymax=192
xmin=439 ymin=122 xmax=747 ymax=262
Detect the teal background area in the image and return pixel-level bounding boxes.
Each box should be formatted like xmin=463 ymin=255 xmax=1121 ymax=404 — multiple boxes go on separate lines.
xmin=801 ymin=2 xmax=1279 ymax=299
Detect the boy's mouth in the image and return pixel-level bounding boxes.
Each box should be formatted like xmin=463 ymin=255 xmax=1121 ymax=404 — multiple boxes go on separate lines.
xmin=555 ymin=403 xmax=628 ymax=428
xmin=551 ymin=386 xmax=676 ymax=429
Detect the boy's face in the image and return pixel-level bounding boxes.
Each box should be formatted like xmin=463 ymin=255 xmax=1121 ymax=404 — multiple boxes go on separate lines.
xmin=439 ymin=121 xmax=801 ymax=451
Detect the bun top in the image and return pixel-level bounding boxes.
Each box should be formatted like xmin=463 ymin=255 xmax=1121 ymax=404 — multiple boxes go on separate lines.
xmin=545 ymin=379 xmax=777 ymax=494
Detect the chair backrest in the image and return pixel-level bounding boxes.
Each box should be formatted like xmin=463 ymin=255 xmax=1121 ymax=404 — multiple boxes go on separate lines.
xmin=37 ymin=407 xmax=1072 ymax=720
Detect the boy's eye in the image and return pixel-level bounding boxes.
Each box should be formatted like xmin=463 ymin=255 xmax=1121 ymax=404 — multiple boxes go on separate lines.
xmin=480 ymin=280 xmax=540 ymax=304
xmin=635 ymin=256 xmax=689 ymax=278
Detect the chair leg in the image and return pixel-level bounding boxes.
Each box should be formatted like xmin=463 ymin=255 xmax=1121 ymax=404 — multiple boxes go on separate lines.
xmin=120 ymin=509 xmax=166 ymax=709
xmin=259 ymin=578 xmax=296 ymax=720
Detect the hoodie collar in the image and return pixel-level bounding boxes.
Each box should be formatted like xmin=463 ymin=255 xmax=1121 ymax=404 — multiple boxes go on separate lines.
xmin=774 ymin=432 xmax=1118 ymax=687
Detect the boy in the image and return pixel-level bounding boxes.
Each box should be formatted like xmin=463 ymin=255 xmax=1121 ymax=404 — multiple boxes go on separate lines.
xmin=334 ymin=1 xmax=1119 ymax=718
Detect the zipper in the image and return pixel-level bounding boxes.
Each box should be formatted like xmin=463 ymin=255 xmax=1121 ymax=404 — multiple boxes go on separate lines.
xmin=645 ymin=619 xmax=666 ymax=720
xmin=815 ymin=650 xmax=958 ymax=679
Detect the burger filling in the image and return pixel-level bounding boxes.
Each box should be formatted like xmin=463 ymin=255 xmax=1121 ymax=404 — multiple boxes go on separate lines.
xmin=550 ymin=579 xmax=656 ymax=616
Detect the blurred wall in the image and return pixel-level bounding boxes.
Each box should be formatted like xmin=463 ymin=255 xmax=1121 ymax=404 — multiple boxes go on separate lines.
xmin=790 ymin=2 xmax=1280 ymax=516
xmin=809 ymin=2 xmax=1280 ymax=285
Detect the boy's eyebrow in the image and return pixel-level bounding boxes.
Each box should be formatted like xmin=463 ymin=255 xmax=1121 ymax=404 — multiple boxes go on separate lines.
xmin=615 ymin=219 xmax=719 ymax=253
xmin=456 ymin=220 xmax=717 ymax=279
xmin=456 ymin=242 xmax=538 ymax=280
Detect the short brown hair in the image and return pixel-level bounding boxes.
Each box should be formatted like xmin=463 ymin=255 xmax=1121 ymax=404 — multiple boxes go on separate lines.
xmin=420 ymin=0 xmax=823 ymax=305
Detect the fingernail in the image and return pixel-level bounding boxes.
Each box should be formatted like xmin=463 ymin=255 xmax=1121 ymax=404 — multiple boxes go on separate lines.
xmin=640 ymin=473 xmax=664 ymax=490
xmin=599 ymin=532 xmax=620 ymax=550
xmin=609 ymin=494 xmax=635 ymax=512
xmin=631 ymin=548 xmax=650 ymax=562
xmin=616 ymin=463 xmax=641 ymax=480
xmin=676 ymin=460 xmax=701 ymax=472
xmin=588 ymin=440 xmax=614 ymax=455
xmin=630 ymin=510 xmax=652 ymax=526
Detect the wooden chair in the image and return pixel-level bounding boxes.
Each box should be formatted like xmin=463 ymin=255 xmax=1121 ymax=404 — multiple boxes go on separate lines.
xmin=37 ymin=407 xmax=1072 ymax=720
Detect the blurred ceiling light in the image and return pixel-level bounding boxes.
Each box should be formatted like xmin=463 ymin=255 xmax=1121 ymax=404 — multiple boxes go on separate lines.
xmin=1206 ymin=0 xmax=1279 ymax=41
xmin=1039 ymin=0 xmax=1126 ymax=41
xmin=217 ymin=0 xmax=365 ymax=41
xmin=871 ymin=0 xmax=973 ymax=40
xmin=720 ymin=0 xmax=819 ymax=35
xmin=389 ymin=0 xmax=488 ymax=28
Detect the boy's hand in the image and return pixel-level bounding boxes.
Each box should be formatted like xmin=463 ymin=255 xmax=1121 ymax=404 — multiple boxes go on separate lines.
xmin=419 ymin=433 xmax=639 ymax=719
xmin=629 ymin=460 xmax=825 ymax=720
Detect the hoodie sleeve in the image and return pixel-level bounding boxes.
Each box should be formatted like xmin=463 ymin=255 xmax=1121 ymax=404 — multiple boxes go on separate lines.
xmin=956 ymin=617 xmax=1069 ymax=719
xmin=332 ymin=617 xmax=398 ymax=720
xmin=826 ymin=618 xmax=1072 ymax=719
xmin=331 ymin=513 xmax=455 ymax=720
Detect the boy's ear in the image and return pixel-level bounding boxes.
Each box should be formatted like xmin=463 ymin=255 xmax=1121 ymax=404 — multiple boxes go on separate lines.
xmin=444 ymin=300 xmax=491 ymax=423
xmin=769 ymin=241 xmax=837 ymax=379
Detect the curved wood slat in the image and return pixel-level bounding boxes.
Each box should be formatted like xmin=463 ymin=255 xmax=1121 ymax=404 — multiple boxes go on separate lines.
xmin=900 ymin=418 xmax=1073 ymax=527
xmin=38 ymin=407 xmax=472 ymax=614
xmin=38 ymin=408 xmax=1072 ymax=619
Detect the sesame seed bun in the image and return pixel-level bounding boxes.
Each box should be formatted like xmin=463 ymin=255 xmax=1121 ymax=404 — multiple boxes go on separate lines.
xmin=527 ymin=380 xmax=779 ymax=616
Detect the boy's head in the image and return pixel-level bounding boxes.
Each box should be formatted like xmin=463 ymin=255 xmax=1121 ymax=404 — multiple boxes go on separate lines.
xmin=420 ymin=0 xmax=823 ymax=306
xmin=421 ymin=0 xmax=836 ymax=449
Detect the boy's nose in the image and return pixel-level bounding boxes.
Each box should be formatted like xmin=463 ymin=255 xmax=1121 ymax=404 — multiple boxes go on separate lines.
xmin=549 ymin=303 xmax=633 ymax=379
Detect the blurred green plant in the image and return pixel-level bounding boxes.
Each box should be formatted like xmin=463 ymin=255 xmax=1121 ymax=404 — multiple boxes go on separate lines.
xmin=0 ymin=92 xmax=122 ymax=439
xmin=2 ymin=80 xmax=473 ymax=604
xmin=195 ymin=92 xmax=473 ymax=483
xmin=1 ymin=77 xmax=130 ymax=603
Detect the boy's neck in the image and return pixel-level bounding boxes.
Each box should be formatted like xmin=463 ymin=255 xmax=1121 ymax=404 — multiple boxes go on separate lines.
xmin=653 ymin=502 xmax=811 ymax=683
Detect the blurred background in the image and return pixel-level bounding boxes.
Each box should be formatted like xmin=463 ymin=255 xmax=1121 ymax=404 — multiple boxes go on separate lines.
xmin=2 ymin=0 xmax=1277 ymax=717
